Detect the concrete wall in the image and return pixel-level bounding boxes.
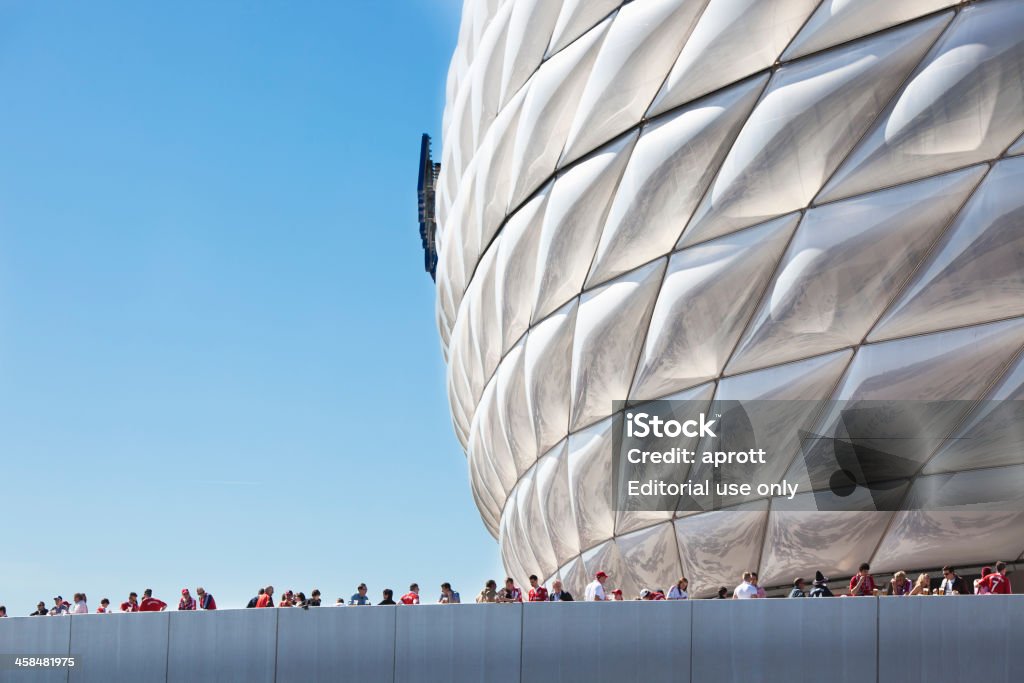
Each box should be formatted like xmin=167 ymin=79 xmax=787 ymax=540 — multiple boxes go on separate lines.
xmin=1 ymin=597 xmax=1021 ymax=683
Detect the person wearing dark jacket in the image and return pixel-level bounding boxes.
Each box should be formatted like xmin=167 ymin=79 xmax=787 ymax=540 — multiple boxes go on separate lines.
xmin=809 ymin=571 xmax=833 ymax=597
xmin=29 ymin=602 xmax=48 ymax=616
xmin=247 ymin=588 xmax=265 ymax=608
xmin=788 ymin=578 xmax=807 ymax=597
xmin=196 ymin=587 xmax=217 ymax=610
xmin=938 ymin=566 xmax=969 ymax=595
xmin=548 ymin=579 xmax=574 ymax=601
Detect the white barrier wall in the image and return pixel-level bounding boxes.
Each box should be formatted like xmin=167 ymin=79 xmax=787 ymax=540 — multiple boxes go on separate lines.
xmin=1 ymin=598 xmax=1022 ymax=683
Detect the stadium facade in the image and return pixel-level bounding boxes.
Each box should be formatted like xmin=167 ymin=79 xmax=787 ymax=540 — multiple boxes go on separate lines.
xmin=432 ymin=0 xmax=1024 ymax=597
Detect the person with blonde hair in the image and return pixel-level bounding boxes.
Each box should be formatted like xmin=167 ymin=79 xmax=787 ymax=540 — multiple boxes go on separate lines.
xmin=910 ymin=573 xmax=930 ymax=595
xmin=888 ymin=571 xmax=912 ymax=595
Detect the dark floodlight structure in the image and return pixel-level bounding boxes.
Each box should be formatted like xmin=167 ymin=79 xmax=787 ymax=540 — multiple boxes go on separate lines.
xmin=417 ymin=134 xmax=441 ymax=281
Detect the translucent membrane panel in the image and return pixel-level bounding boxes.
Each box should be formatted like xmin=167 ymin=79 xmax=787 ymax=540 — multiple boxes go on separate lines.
xmin=581 ymin=539 xmax=626 ymax=591
xmin=469 ymin=245 xmax=502 ymax=390
xmin=818 ymin=0 xmax=1024 ymax=203
xmin=680 ymin=14 xmax=951 ymax=248
xmin=470 ymin=0 xmax=501 ymax=53
xmin=674 ymin=501 xmax=768 ymax=597
xmin=615 ymin=522 xmax=681 ymax=600
xmin=759 ymin=506 xmax=894 ymax=587
xmin=559 ymin=0 xmax=709 ymax=167
xmin=1009 ymin=133 xmax=1024 ymax=156
xmin=448 ymin=374 xmax=471 ymax=450
xmin=547 ymin=0 xmax=623 ymax=58
xmin=534 ymin=441 xmax=581 ymax=561
xmin=783 ymin=0 xmax=959 ymax=61
xmin=586 ymin=76 xmax=769 ymax=288
xmin=727 ymin=166 xmax=987 ymax=374
xmin=472 ymin=377 xmax=518 ymax=497
xmin=496 ymin=190 xmax=548 ymax=355
xmin=499 ymin=513 xmax=529 ymax=587
xmin=570 ymin=259 xmax=666 ymax=431
xmin=786 ymin=318 xmax=1024 ymax=491
xmin=469 ymin=2 xmax=512 ymax=153
xmin=532 ymin=132 xmax=637 ymax=322
xmin=467 ymin=436 xmax=501 ymax=535
xmin=454 ymin=167 xmax=484 ymax=303
xmin=524 ymin=299 xmax=577 ymax=456
xmin=870 ymin=158 xmax=1024 ymax=341
xmin=512 ymin=472 xmax=556 ymax=578
xmin=473 ymin=87 xmax=529 ymax=265
xmin=873 ymin=469 xmax=1024 ymax=573
xmin=648 ymin=0 xmax=819 ymax=118
xmin=446 ymin=311 xmax=474 ymax=431
xmin=444 ymin=40 xmax=460 ymax=112
xmin=499 ymin=0 xmax=564 ymax=109
xmin=688 ymin=352 xmax=852 ymax=509
xmin=616 ymin=382 xmax=717 ymax=536
xmin=470 ymin=485 xmax=500 ymax=538
xmin=558 ymin=555 xmax=588 ymax=598
xmin=630 ymin=215 xmax=798 ymax=402
xmin=450 ymin=80 xmax=475 ymax=181
xmin=508 ymin=17 xmax=611 ymax=209
xmin=496 ymin=337 xmax=537 ymax=477
xmin=567 ymin=417 xmax=616 ymax=550
xmin=437 ymin=189 xmax=469 ymax=324
xmin=925 ymin=354 xmax=1024 ymax=474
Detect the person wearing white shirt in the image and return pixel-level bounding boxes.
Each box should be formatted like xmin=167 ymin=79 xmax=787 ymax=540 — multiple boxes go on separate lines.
xmin=668 ymin=577 xmax=689 ymax=600
xmin=938 ymin=566 xmax=967 ymax=595
xmin=733 ymin=572 xmax=759 ymax=599
xmin=585 ymin=570 xmax=609 ymax=601
xmin=71 ymin=593 xmax=89 ymax=614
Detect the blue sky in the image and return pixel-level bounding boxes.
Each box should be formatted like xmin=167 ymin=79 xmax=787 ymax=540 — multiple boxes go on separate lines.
xmin=0 ymin=0 xmax=504 ymax=615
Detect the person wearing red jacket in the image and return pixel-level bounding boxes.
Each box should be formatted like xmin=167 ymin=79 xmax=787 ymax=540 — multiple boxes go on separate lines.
xmin=120 ymin=592 xmax=140 ymax=612
xmin=527 ymin=575 xmax=548 ymax=602
xmin=979 ymin=561 xmax=1013 ymax=594
xmin=399 ymin=583 xmax=421 ymax=605
xmin=139 ymin=588 xmax=167 ymax=612
xmin=196 ymin=587 xmax=217 ymax=610
xmin=256 ymin=586 xmax=274 ymax=608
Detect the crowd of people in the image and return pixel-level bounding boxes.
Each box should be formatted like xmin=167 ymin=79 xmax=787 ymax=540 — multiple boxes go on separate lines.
xmin=0 ymin=561 xmax=1013 ymax=618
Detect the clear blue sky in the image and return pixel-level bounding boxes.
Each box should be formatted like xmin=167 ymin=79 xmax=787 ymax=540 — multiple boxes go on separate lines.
xmin=0 ymin=0 xmax=503 ymax=616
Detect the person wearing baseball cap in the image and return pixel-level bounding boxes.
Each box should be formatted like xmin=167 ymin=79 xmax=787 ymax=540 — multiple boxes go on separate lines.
xmin=178 ymin=588 xmax=196 ymax=611
xmin=640 ymin=588 xmax=665 ymax=600
xmin=610 ymin=588 xmax=624 ymax=601
xmin=50 ymin=596 xmax=69 ymax=615
xmin=585 ymin=570 xmax=609 ymax=601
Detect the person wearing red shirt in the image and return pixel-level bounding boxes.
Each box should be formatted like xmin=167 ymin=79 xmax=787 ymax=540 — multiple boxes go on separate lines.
xmin=256 ymin=586 xmax=274 ymax=608
xmin=196 ymin=587 xmax=217 ymax=610
xmin=497 ymin=577 xmax=522 ymax=603
xmin=179 ymin=589 xmax=196 ymax=611
xmin=139 ymin=588 xmax=167 ymax=612
xmin=97 ymin=598 xmax=113 ymax=613
xmin=979 ymin=561 xmax=1013 ymax=595
xmin=527 ymin=575 xmax=548 ymax=602
xmin=399 ymin=583 xmax=421 ymax=605
xmin=849 ymin=563 xmax=876 ymax=596
xmin=640 ymin=589 xmax=665 ymax=600
xmin=120 ymin=592 xmax=140 ymax=612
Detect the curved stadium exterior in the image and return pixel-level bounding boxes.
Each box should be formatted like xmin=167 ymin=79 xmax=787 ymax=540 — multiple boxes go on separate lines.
xmin=432 ymin=0 xmax=1024 ymax=598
